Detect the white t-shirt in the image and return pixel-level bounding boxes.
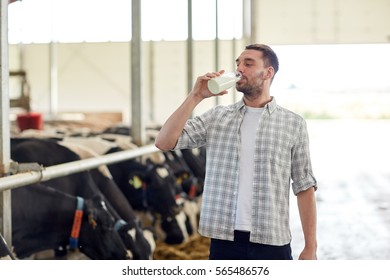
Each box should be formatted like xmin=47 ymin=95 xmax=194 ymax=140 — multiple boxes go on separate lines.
xmin=234 ymin=106 xmax=264 ymax=232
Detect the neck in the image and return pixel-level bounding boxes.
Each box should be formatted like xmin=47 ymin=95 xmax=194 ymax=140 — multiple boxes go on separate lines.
xmin=243 ymin=92 xmax=272 ymax=108
xmin=12 ymin=185 xmax=78 ymax=258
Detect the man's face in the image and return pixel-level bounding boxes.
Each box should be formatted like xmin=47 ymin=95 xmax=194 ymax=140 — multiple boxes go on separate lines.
xmin=235 ymin=49 xmax=268 ymax=95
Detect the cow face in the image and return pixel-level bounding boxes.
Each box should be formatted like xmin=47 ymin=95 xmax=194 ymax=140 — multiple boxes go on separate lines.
xmin=80 ymin=196 xmax=129 ymax=260
xmin=125 ymin=161 xmax=192 ymax=244
xmin=144 ymin=162 xmax=196 ymax=244
xmin=106 ymin=149 xmax=192 ymax=245
xmin=117 ymin=223 xmax=156 ymax=260
xmin=163 ymin=150 xmax=204 ymax=199
xmin=144 ymin=162 xmax=183 ymax=217
xmin=160 ymin=211 xmax=192 ymax=244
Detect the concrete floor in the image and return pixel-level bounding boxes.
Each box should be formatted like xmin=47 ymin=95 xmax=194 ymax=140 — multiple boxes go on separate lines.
xmin=290 ymin=119 xmax=390 ymax=260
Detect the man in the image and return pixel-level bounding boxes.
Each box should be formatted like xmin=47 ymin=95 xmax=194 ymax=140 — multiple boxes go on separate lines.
xmin=155 ymin=44 xmax=317 ymax=260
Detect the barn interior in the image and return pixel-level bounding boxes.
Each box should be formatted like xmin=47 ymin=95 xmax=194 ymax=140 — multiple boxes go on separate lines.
xmin=1 ymin=0 xmax=390 ymax=261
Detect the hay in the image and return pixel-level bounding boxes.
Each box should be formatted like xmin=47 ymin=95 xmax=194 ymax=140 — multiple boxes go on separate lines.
xmin=153 ymin=234 xmax=210 ymax=260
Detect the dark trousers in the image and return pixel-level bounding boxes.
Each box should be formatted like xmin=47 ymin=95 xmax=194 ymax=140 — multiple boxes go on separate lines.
xmin=209 ymin=231 xmax=293 ymax=260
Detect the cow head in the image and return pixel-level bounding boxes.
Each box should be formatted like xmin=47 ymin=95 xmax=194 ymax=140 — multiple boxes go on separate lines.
xmin=163 ymin=150 xmax=204 ymax=199
xmin=143 ymin=161 xmax=183 ymax=216
xmin=142 ymin=161 xmax=193 ymax=244
xmin=115 ymin=219 xmax=156 ymax=260
xmin=79 ymin=196 xmax=130 ymax=259
xmin=106 ymin=148 xmax=192 ymax=245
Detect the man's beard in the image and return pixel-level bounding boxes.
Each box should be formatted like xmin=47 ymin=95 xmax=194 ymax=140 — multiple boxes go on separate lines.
xmin=236 ymin=83 xmax=262 ymax=99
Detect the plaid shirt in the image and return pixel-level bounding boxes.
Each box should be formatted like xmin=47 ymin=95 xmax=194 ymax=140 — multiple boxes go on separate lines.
xmin=174 ymin=97 xmax=317 ymax=245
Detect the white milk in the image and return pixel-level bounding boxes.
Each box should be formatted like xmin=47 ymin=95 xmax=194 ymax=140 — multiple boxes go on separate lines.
xmin=207 ymin=71 xmax=242 ymax=94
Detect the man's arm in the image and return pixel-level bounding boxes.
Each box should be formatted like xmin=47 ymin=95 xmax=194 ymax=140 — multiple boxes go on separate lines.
xmin=154 ymin=92 xmax=202 ymax=151
xmin=155 ymin=71 xmax=227 ymax=151
xmin=297 ymin=186 xmax=317 ymax=260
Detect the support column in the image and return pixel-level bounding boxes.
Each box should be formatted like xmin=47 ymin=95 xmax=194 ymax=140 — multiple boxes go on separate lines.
xmin=0 ymin=0 xmax=12 ymax=246
xmin=131 ymin=0 xmax=145 ymax=146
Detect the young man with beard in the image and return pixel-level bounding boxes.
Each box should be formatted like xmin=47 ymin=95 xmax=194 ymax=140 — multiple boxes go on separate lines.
xmin=155 ymin=44 xmax=317 ymax=260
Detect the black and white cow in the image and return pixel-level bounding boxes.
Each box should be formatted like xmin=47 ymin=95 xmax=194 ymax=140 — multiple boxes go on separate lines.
xmin=161 ymin=150 xmax=205 ymax=235
xmin=162 ymin=150 xmax=204 ymax=199
xmin=57 ymin=140 xmax=156 ymax=259
xmin=59 ymin=136 xmax=194 ymax=245
xmin=103 ymin=146 xmax=193 ymax=244
xmin=11 ymin=182 xmax=129 ymax=259
xmin=180 ymin=147 xmax=206 ymax=187
xmin=10 ymin=137 xmax=154 ymax=259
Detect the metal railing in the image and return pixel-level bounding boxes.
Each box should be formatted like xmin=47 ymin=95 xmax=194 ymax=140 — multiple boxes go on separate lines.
xmin=0 ymin=144 xmax=159 ymax=192
xmin=0 ymin=144 xmax=160 ymax=250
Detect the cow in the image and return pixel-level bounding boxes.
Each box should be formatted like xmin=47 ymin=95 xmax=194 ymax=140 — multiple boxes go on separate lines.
xmin=11 ymin=182 xmax=130 ymax=259
xmin=57 ymin=140 xmax=156 ymax=259
xmin=11 ymin=133 xmax=194 ymax=246
xmin=81 ymin=125 xmax=197 ymax=244
xmin=101 ymin=124 xmax=205 ymax=233
xmin=180 ymin=147 xmax=206 ymax=188
xmin=59 ymin=136 xmax=194 ymax=245
xmin=161 ymin=150 xmax=204 ymax=235
xmin=88 ymin=168 xmax=156 ymax=259
xmin=10 ymin=137 xmax=154 ymax=259
xmin=162 ymin=150 xmax=204 ymax=199
xmin=102 ymin=146 xmax=193 ymax=244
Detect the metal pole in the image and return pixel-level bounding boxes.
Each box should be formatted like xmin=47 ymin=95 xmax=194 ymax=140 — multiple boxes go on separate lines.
xmin=49 ymin=0 xmax=58 ymax=117
xmin=187 ymin=0 xmax=194 ymax=117
xmin=232 ymin=38 xmax=237 ymax=102
xmin=0 ymin=0 xmax=12 ymax=246
xmin=131 ymin=0 xmax=145 ymax=146
xmin=49 ymin=42 xmax=58 ymax=116
xmin=214 ymin=0 xmax=219 ymax=106
xmin=0 ymin=231 xmax=15 ymax=259
xmin=243 ymin=0 xmax=253 ymax=45
xmin=148 ymin=41 xmax=155 ymax=122
xmin=250 ymin=0 xmax=257 ymax=43
xmin=0 ymin=144 xmax=159 ymax=192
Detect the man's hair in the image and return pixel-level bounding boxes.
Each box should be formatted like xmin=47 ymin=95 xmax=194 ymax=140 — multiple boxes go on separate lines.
xmin=245 ymin=44 xmax=279 ymax=75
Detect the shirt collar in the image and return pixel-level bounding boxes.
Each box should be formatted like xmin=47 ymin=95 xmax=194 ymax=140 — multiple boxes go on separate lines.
xmin=265 ymin=97 xmax=277 ymax=115
xmin=236 ymin=96 xmax=278 ymax=115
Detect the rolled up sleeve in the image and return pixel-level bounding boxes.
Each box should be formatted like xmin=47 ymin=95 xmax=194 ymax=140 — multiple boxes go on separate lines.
xmin=291 ymin=119 xmax=317 ymax=195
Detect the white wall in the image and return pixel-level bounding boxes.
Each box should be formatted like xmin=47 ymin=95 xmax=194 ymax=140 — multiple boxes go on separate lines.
xmin=9 ymin=40 xmax=246 ymax=126
xmin=256 ymin=0 xmax=390 ymax=44
xmin=8 ymin=0 xmax=390 ymax=126
xmin=10 ymin=43 xmax=131 ymax=118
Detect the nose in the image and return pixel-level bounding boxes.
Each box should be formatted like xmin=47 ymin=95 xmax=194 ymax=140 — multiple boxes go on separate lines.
xmin=236 ymin=65 xmax=243 ymax=74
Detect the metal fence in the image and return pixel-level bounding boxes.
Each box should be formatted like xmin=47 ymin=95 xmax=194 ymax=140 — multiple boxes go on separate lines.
xmin=0 ymin=144 xmax=159 ymax=251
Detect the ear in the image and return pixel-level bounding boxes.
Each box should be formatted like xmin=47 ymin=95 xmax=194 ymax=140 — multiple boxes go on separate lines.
xmin=264 ymin=66 xmax=275 ymax=80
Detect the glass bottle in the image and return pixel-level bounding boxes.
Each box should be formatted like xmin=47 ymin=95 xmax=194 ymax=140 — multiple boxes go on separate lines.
xmin=207 ymin=71 xmax=242 ymax=94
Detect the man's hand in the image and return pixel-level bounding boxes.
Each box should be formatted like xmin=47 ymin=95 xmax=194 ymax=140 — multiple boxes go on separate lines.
xmin=298 ymin=246 xmax=317 ymax=260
